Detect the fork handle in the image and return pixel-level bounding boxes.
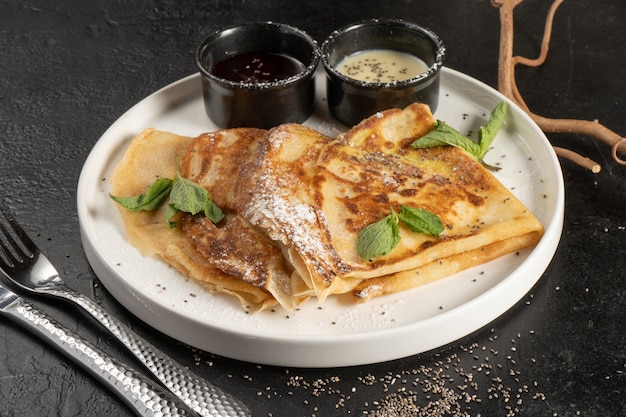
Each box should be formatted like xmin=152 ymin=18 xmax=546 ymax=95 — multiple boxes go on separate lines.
xmin=1 ymin=298 xmax=194 ymax=417
xmin=53 ymin=287 xmax=249 ymax=417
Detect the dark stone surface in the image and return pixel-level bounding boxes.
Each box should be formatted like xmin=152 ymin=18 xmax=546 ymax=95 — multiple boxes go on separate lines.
xmin=1 ymin=0 xmax=625 ymax=416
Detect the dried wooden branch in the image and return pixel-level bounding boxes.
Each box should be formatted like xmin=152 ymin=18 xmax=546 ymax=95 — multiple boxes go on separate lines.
xmin=553 ymin=147 xmax=601 ymax=173
xmin=491 ymin=0 xmax=626 ymax=172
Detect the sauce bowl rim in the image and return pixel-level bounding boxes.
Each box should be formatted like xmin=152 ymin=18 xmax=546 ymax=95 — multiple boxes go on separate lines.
xmin=196 ymin=21 xmax=320 ymax=91
xmin=321 ymin=18 xmax=446 ymax=89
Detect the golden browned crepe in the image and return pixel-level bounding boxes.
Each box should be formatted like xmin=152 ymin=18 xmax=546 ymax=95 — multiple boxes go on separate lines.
xmin=110 ymin=103 xmax=544 ymax=311
xmin=180 ymin=128 xmax=266 ymax=209
xmin=110 ymin=128 xmax=281 ymax=312
xmin=230 ymin=123 xmax=357 ymax=300
xmin=179 ymin=126 xmax=317 ymax=309
xmin=313 ymin=105 xmax=545 ymax=300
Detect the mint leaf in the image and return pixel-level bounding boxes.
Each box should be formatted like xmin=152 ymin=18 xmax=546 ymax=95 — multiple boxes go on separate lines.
xmin=110 ymin=156 xmax=224 ymax=228
xmin=398 ymin=205 xmax=444 ymax=237
xmin=165 ymin=203 xmax=180 ymax=228
xmin=410 ymin=101 xmax=508 ymax=168
xmin=204 ymin=199 xmax=225 ymax=224
xmin=478 ymin=101 xmax=508 ymax=159
xmin=169 ymin=174 xmax=210 ymax=215
xmin=167 ymin=172 xmax=224 ymax=228
xmin=411 ymin=120 xmax=481 ymax=157
xmin=110 ymin=178 xmax=173 ymax=212
xmin=357 ymin=210 xmax=400 ymax=261
xmin=357 ymin=206 xmax=445 ymax=260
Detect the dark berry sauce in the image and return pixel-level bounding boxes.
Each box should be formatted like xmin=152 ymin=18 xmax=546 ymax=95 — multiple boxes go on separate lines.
xmin=211 ymin=51 xmax=305 ymax=84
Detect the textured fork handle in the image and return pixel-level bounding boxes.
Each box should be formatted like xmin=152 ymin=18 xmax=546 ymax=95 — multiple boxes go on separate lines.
xmin=53 ymin=286 xmax=249 ymax=417
xmin=1 ymin=298 xmax=194 ymax=417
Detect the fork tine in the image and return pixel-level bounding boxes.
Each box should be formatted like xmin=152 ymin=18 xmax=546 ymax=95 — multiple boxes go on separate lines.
xmin=0 ymin=222 xmax=19 ymax=269
xmin=0 ymin=205 xmax=37 ymax=267
xmin=0 ymin=204 xmax=38 ymax=252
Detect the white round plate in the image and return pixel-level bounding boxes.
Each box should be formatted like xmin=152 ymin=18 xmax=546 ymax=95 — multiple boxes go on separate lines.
xmin=77 ymin=68 xmax=564 ymax=367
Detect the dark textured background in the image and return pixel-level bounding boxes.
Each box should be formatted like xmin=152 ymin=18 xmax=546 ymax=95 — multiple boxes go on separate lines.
xmin=1 ymin=0 xmax=625 ymax=416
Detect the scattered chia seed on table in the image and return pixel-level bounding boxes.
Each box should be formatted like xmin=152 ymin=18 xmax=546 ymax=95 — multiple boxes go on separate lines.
xmin=255 ymin=327 xmax=548 ymax=415
xmin=183 ymin=289 xmax=596 ymax=416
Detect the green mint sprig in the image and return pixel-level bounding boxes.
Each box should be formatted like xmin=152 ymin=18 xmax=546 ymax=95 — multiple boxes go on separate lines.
xmin=110 ymin=157 xmax=224 ymax=228
xmin=357 ymin=205 xmax=444 ymax=261
xmin=110 ymin=178 xmax=173 ymax=212
xmin=411 ymin=101 xmax=508 ymax=169
xmin=357 ymin=210 xmax=401 ymax=261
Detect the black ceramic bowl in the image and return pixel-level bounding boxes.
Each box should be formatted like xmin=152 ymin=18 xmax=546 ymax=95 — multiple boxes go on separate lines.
xmin=321 ymin=19 xmax=445 ymax=127
xmin=196 ymin=22 xmax=320 ymax=129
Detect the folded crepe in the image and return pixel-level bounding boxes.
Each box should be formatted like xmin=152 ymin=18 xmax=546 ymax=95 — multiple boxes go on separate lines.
xmin=110 ymin=128 xmax=283 ymax=312
xmin=110 ymin=103 xmax=544 ymax=311
xmin=313 ymin=105 xmax=545 ymax=300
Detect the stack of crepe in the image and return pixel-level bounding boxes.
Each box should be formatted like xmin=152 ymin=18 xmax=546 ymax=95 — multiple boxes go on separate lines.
xmin=110 ymin=103 xmax=544 ymax=312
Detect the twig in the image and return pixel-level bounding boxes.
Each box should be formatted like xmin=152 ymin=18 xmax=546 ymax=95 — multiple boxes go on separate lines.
xmin=492 ymin=0 xmax=626 ymax=172
xmin=612 ymin=138 xmax=626 ymax=166
xmin=553 ymin=147 xmax=601 ymax=173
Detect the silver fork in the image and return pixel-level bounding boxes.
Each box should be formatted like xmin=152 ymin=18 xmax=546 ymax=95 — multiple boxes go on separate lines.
xmin=0 ymin=204 xmax=250 ymax=417
xmin=0 ymin=280 xmax=195 ymax=416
